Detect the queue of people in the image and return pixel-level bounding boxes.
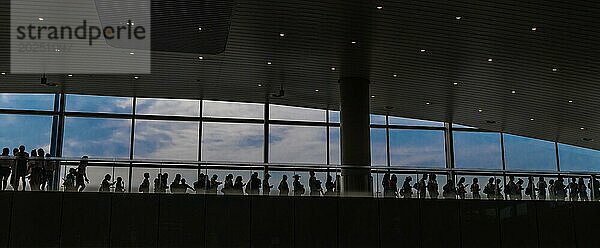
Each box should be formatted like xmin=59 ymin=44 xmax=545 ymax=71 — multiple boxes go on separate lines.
xmin=385 ymin=173 xmax=600 ymax=201
xmin=0 ymin=145 xmax=60 ymax=192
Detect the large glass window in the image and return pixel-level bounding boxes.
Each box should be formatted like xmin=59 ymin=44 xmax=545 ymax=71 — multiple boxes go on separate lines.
xmin=371 ymin=128 xmax=387 ymax=166
xmin=136 ymin=98 xmax=200 ymax=117
xmin=134 ymin=120 xmax=199 ymax=161
xmin=389 ymin=129 xmax=446 ymax=168
xmin=389 ymin=116 xmax=444 ymax=127
xmin=329 ymin=127 xmax=340 ymax=165
xmin=63 ymin=117 xmax=131 ymax=158
xmin=203 ymin=100 xmax=263 ymax=119
xmin=0 ymin=114 xmax=53 ymax=152
xmin=558 ymin=143 xmax=600 ymax=172
xmin=0 ymin=93 xmax=55 ymax=111
xmin=453 ymin=131 xmax=502 ymax=169
xmin=66 ymin=94 xmax=133 ymax=114
xmin=270 ymin=104 xmax=326 ymax=122
xmin=503 ymin=134 xmax=557 ymax=171
xmin=202 ymin=122 xmax=263 ymax=162
xmin=269 ymin=125 xmax=326 ymax=164
xmin=371 ymin=114 xmax=386 ymax=125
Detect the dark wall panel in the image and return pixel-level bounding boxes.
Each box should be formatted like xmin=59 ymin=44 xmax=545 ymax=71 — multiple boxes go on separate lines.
xmin=60 ymin=193 xmax=111 ymax=248
xmin=573 ymin=202 xmax=600 ymax=247
xmin=250 ymin=196 xmax=293 ymax=248
xmin=294 ymin=197 xmax=337 ymax=248
xmin=420 ymin=199 xmax=461 ymax=248
xmin=0 ymin=192 xmax=13 ymax=248
xmin=205 ymin=195 xmax=251 ymax=248
xmin=10 ymin=192 xmax=62 ymax=248
xmin=498 ymin=201 xmax=538 ymax=248
xmin=158 ymin=194 xmax=206 ymax=248
xmin=378 ymin=198 xmax=420 ymax=248
xmin=460 ymin=200 xmax=500 ymax=248
xmin=338 ymin=198 xmax=379 ymax=248
xmin=110 ymin=194 xmax=160 ymax=248
xmin=536 ymin=201 xmax=576 ymax=248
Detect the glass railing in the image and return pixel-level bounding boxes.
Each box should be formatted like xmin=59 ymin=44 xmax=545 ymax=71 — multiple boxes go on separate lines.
xmin=0 ymin=156 xmax=598 ymax=201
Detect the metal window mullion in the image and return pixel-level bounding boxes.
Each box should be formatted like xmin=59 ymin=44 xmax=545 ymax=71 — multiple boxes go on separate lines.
xmin=555 ymin=141 xmax=561 ymax=172
xmin=128 ymin=97 xmax=136 ymax=192
xmin=264 ymin=102 xmax=269 ymax=174
xmin=385 ymin=115 xmax=390 ymax=167
xmin=198 ymin=100 xmax=203 ymax=177
xmin=327 ymin=110 xmax=330 ymax=165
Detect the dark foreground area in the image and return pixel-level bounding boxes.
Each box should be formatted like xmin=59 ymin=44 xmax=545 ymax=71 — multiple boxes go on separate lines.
xmin=0 ymin=191 xmax=596 ymax=248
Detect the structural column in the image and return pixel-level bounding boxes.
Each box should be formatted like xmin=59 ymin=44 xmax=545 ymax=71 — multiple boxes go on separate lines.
xmin=339 ymin=77 xmax=371 ymax=196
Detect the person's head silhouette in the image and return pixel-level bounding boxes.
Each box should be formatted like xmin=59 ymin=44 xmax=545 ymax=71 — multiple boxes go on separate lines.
xmin=104 ymin=174 xmax=111 ymax=181
xmin=1 ymin=148 xmax=9 ymax=156
xmin=37 ymin=148 xmax=45 ymax=157
xmin=18 ymin=145 xmax=25 ymax=152
xmin=282 ymin=175 xmax=288 ymax=181
xmin=143 ymin=173 xmax=150 ymax=179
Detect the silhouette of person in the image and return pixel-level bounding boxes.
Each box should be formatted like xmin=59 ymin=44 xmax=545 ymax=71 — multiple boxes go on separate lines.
xmin=209 ymin=174 xmax=222 ymax=195
xmin=233 ymin=175 xmax=245 ymax=195
xmin=222 ymin=174 xmax=234 ymax=195
xmin=63 ymin=168 xmax=76 ymax=192
xmin=567 ymin=177 xmax=578 ymax=201
xmin=171 ymin=174 xmax=182 ymax=194
xmin=27 ymin=149 xmax=42 ymax=191
xmin=382 ymin=173 xmax=392 ymax=197
xmin=154 ymin=173 xmax=162 ymax=193
xmin=194 ymin=173 xmax=206 ymax=194
xmin=578 ymin=177 xmax=588 ymax=201
xmin=537 ymin=177 xmax=547 ymax=200
xmin=554 ymin=177 xmax=566 ymax=201
xmin=75 ymin=156 xmax=89 ymax=192
xmin=12 ymin=145 xmax=29 ymax=191
xmin=278 ymin=175 xmax=290 ymax=196
xmin=414 ymin=173 xmax=428 ymax=199
xmin=309 ymin=170 xmax=322 ymax=196
xmin=525 ymin=176 xmax=536 ymax=200
xmin=442 ymin=179 xmax=457 ymax=199
xmin=99 ymin=174 xmax=115 ymax=192
xmin=0 ymin=148 xmax=11 ymax=191
xmin=42 ymin=153 xmax=55 ymax=191
xmin=161 ymin=173 xmax=169 ymax=193
xmin=400 ymin=176 xmax=413 ymax=198
xmin=390 ymin=174 xmax=399 ymax=198
xmin=470 ymin=178 xmax=480 ymax=199
xmin=548 ymin=179 xmax=556 ymax=200
xmin=484 ymin=177 xmax=495 ymax=199
xmin=262 ymin=173 xmax=273 ymax=195
xmin=324 ymin=174 xmax=335 ymax=196
xmin=494 ymin=178 xmax=503 ymax=200
xmin=335 ymin=175 xmax=341 ymax=196
xmin=115 ymin=177 xmax=125 ymax=193
xmin=181 ymin=179 xmax=194 ymax=193
xmin=139 ymin=172 xmax=150 ymax=193
xmin=506 ymin=176 xmax=517 ymax=200
xmin=36 ymin=148 xmax=48 ymax=191
xmin=514 ymin=178 xmax=524 ymax=200
xmin=427 ymin=174 xmax=439 ymax=199
xmin=293 ymin=174 xmax=305 ymax=196
xmin=247 ymin=172 xmax=261 ymax=195
xmin=457 ymin=177 xmax=468 ymax=199
xmin=589 ymin=177 xmax=600 ymax=201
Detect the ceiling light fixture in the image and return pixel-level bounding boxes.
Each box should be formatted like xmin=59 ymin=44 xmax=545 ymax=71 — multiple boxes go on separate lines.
xmin=38 ymin=17 xmax=44 ymax=21
xmin=511 ymin=90 xmax=516 ymax=94
xmin=552 ymin=68 xmax=558 ymax=72
xmin=531 ymin=27 xmax=537 ymax=31
xmin=376 ymin=6 xmax=383 ymax=10
xmin=453 ymin=82 xmax=459 ymax=86
xmin=478 ymin=109 xmax=483 ymax=112
xmin=568 ymin=100 xmax=574 ymax=103
xmin=455 ymin=16 xmax=462 ymax=20
xmin=530 ymin=118 xmax=535 ymax=121
xmin=371 ymin=95 xmax=376 ymax=98
xmin=129 ymin=52 xmax=135 ymax=55
xmin=393 ymin=74 xmax=397 ymax=77
xmin=331 ymin=67 xmax=336 ymax=71
xmin=420 ymin=49 xmax=426 ymax=52
xmin=198 ymin=27 xmax=202 ymax=31
xmin=315 ymin=89 xmax=319 ymax=92
xmin=133 ymin=76 xmax=139 ymax=79
xmin=580 ymin=127 xmax=585 ymax=130
xmin=67 ymin=74 xmax=73 ymax=77
xmin=425 ymin=102 xmax=431 ymax=105
xmin=258 ymin=83 xmax=262 ymax=87
xmin=279 ymin=33 xmax=285 ymax=37
xmin=198 ymin=56 xmax=204 ymax=60
xmin=1 ymin=72 xmax=5 ymax=75
xmin=487 ymin=58 xmax=493 ymax=62
xmin=351 ymin=41 xmax=357 ymax=44
xmin=267 ymin=61 xmax=272 ymax=65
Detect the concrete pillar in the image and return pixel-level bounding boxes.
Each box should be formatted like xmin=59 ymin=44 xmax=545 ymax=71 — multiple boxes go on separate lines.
xmin=339 ymin=77 xmax=371 ymax=196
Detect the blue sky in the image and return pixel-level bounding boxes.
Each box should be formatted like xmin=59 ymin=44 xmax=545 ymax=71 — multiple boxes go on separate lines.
xmin=2 ymin=93 xmax=600 ymax=191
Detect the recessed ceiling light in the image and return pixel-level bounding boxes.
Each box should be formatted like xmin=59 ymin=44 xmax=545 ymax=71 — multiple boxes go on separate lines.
xmin=478 ymin=109 xmax=483 ymax=112
xmin=376 ymin=6 xmax=383 ymax=10
xmin=331 ymin=67 xmax=336 ymax=71
xmin=198 ymin=27 xmax=202 ymax=31
xmin=351 ymin=41 xmax=357 ymax=44
xmin=133 ymin=76 xmax=139 ymax=79
xmin=580 ymin=127 xmax=585 ymax=130
xmin=371 ymin=95 xmax=376 ymax=98
xmin=425 ymin=102 xmax=431 ymax=105
xmin=38 ymin=17 xmax=44 ymax=21
xmin=393 ymin=74 xmax=397 ymax=77
xmin=1 ymin=72 xmax=5 ymax=75
xmin=279 ymin=33 xmax=285 ymax=37
xmin=267 ymin=61 xmax=272 ymax=65
xmin=568 ymin=100 xmax=574 ymax=103
xmin=552 ymin=68 xmax=558 ymax=72
xmin=487 ymin=58 xmax=493 ymax=62
xmin=129 ymin=52 xmax=135 ymax=55
xmin=531 ymin=27 xmax=537 ymax=31
xmin=420 ymin=49 xmax=426 ymax=52
xmin=67 ymin=74 xmax=73 ymax=77
xmin=55 ymin=49 xmax=61 ymax=52
xmin=511 ymin=90 xmax=516 ymax=94
xmin=198 ymin=56 xmax=204 ymax=60
xmin=530 ymin=118 xmax=535 ymax=121
xmin=258 ymin=83 xmax=262 ymax=87
xmin=453 ymin=82 xmax=459 ymax=86
xmin=455 ymin=16 xmax=462 ymax=20
xmin=315 ymin=89 xmax=319 ymax=92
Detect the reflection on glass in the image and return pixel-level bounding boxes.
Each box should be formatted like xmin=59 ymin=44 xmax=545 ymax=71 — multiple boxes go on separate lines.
xmin=63 ymin=117 xmax=131 ymax=158
xmin=202 ymin=122 xmax=263 ymax=162
xmin=329 ymin=110 xmax=340 ymax=123
xmin=136 ymin=98 xmax=200 ymax=116
xmin=66 ymin=94 xmax=132 ymax=114
xmin=269 ymin=125 xmax=326 ymax=164
xmin=370 ymin=114 xmax=386 ymax=125
xmin=453 ymin=131 xmax=502 ymax=169
xmin=270 ymin=104 xmax=326 ymax=122
xmin=389 ymin=129 xmax=445 ymax=168
xmin=371 ymin=128 xmax=387 ymax=166
xmin=452 ymin=123 xmax=477 ymax=129
xmin=558 ymin=143 xmax=600 ymax=172
xmin=389 ymin=116 xmax=444 ymax=127
xmin=329 ymin=127 xmax=340 ymax=165
xmin=134 ymin=120 xmax=199 ymax=161
xmin=0 ymin=114 xmax=52 ymax=152
xmin=503 ymin=134 xmax=557 ymax=171
xmin=0 ymin=93 xmax=55 ymax=111
xmin=203 ymin=100 xmax=264 ymax=119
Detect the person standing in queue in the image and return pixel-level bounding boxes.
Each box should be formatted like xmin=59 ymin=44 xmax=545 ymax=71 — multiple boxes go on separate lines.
xmin=278 ymin=175 xmax=289 ymax=196
xmin=427 ymin=174 xmax=439 ymax=199
xmin=139 ymin=172 xmax=150 ymax=193
xmin=262 ymin=173 xmax=273 ymax=195
xmin=470 ymin=178 xmax=480 ymax=199
xmin=292 ymin=174 xmax=305 ymax=196
xmin=537 ymin=176 xmax=547 ymax=200
xmin=0 ymin=148 xmax=11 ymax=191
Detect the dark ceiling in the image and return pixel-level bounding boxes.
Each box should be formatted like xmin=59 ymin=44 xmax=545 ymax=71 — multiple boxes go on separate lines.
xmin=1 ymin=0 xmax=600 ymax=150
